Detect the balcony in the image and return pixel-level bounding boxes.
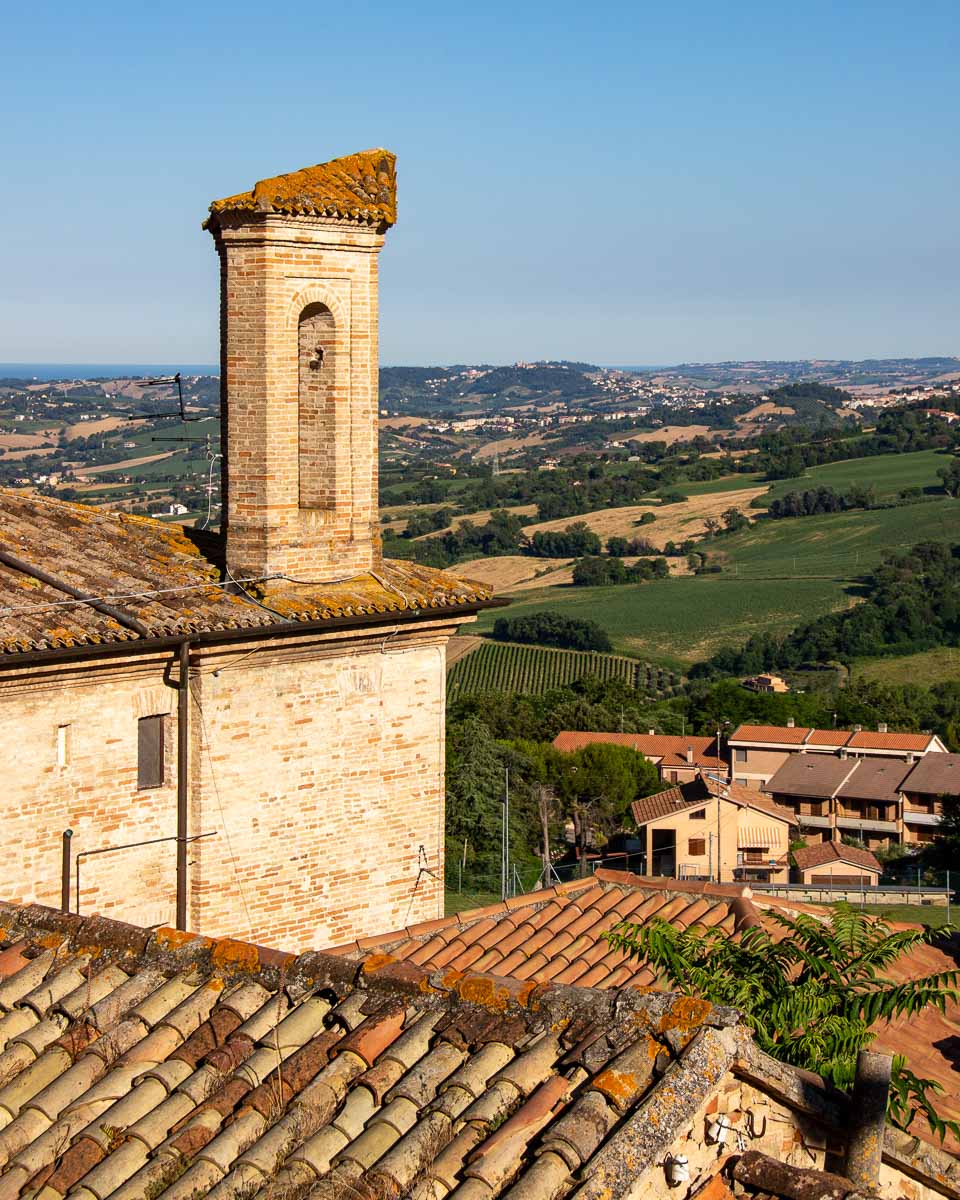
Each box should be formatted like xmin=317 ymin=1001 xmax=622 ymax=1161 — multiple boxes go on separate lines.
xmin=736 ymin=853 xmax=779 ymax=870
xmin=836 ymin=816 xmax=898 ymax=834
xmin=903 ymin=810 xmax=941 ymax=827
xmin=797 ymin=813 xmax=832 ymax=828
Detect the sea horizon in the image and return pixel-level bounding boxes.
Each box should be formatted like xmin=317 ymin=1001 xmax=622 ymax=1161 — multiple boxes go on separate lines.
xmin=0 ymin=363 xmax=220 ymax=381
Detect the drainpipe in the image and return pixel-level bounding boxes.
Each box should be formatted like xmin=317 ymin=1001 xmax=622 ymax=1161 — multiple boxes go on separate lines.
xmin=176 ymin=640 xmax=190 ymax=930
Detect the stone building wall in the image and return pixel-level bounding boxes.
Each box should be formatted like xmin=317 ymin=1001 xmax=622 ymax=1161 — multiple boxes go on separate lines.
xmin=0 ymin=619 xmax=455 ymax=950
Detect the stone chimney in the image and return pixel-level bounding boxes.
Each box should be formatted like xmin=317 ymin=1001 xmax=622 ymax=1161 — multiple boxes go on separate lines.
xmin=204 ymin=151 xmax=397 ymax=581
xmin=786 ymin=717 xmax=795 ymax=728
xmin=854 ymin=723 xmax=862 ymax=733
xmin=878 ymin=722 xmax=888 ymax=733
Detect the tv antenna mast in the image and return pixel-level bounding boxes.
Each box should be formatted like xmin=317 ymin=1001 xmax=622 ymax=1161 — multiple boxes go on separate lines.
xmin=125 ymin=372 xmax=208 ymax=422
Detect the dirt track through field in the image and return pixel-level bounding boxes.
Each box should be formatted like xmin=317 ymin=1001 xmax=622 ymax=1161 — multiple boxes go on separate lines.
xmin=75 ymin=451 xmax=177 ymax=476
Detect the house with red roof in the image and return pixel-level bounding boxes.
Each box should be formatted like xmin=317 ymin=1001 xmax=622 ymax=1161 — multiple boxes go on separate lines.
xmin=553 ymin=731 xmax=728 ymax=784
xmin=626 ymin=773 xmax=797 ymax=884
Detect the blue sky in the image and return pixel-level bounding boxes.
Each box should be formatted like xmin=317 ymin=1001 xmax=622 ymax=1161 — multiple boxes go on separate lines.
xmin=2 ymin=1 xmax=957 ymax=365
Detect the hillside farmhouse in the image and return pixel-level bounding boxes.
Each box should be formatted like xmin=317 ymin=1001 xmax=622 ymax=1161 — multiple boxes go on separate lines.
xmin=0 ymin=151 xmax=496 ymax=948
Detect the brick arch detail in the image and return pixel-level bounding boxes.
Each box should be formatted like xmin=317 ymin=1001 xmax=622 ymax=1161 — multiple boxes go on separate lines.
xmin=284 ymin=284 xmax=350 ymax=333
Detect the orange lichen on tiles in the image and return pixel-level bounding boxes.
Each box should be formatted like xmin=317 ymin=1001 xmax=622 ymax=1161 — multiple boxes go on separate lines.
xmin=207 ymin=149 xmax=397 ymax=228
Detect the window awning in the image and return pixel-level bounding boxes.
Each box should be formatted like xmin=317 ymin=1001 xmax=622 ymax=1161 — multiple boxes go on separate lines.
xmin=738 ymin=824 xmax=783 ymax=850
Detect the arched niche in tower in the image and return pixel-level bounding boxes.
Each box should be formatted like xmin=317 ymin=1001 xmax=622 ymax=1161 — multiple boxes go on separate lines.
xmin=298 ymin=301 xmax=338 ymax=510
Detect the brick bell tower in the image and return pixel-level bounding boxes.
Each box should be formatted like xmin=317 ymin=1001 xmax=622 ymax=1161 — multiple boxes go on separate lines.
xmin=204 ymin=150 xmax=396 ymax=581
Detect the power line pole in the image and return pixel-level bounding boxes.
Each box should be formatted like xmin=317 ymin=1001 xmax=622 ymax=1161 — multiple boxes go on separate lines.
xmin=501 ymin=767 xmax=510 ymax=900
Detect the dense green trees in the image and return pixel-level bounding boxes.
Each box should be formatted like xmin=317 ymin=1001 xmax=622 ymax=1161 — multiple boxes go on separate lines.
xmin=528 ymin=522 xmax=601 ymax=557
xmin=767 ymin=484 xmax=876 ymax=519
xmin=571 ymin=555 xmax=669 ymax=586
xmin=492 ymin=612 xmax=613 ymax=652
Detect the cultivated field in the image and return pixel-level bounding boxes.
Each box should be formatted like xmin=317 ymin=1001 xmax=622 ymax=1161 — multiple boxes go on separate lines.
xmin=521 ymin=485 xmax=768 ymax=547
xmin=473 ymin=495 xmax=960 ymax=664
xmin=447 ymin=640 xmax=680 ymax=699
xmin=472 ymin=576 xmax=850 ymax=666
xmin=761 ymin=449 xmax=950 ymax=505
xmin=453 ymin=556 xmax=572 ymax=590
xmin=74 ymin=450 xmax=178 ymax=476
xmin=626 ymin=424 xmax=714 ymax=445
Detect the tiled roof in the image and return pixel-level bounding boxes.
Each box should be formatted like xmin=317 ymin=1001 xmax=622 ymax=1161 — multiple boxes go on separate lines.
xmin=766 ymin=755 xmax=857 ymax=800
xmin=846 ymin=729 xmax=937 ymax=752
xmin=331 ymin=874 xmax=760 ymax=992
xmin=836 ymin=757 xmax=913 ymax=803
xmin=805 ymin=729 xmax=853 ymax=747
xmin=630 ymin=786 xmax=705 ymax=826
xmin=902 ymin=752 xmax=960 ymax=797
xmin=206 ymin=149 xmax=397 ymax=228
xmin=729 ymin=724 xmax=811 ymax=745
xmin=333 ymin=871 xmax=960 ymax=1148
xmin=553 ymin=732 xmax=724 ymax=770
xmin=0 ymin=490 xmax=491 ymax=656
xmin=791 ymin=840 xmax=882 ymax=874
xmin=631 ymin=777 xmax=797 ymax=829
xmin=0 ymin=899 xmax=759 ymax=1200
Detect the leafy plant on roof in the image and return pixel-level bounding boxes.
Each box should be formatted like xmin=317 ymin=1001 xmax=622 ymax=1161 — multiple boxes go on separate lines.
xmin=604 ymin=904 xmax=960 ymax=1143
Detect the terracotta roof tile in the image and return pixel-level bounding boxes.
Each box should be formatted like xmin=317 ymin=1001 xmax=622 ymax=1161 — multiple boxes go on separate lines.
xmin=206 ymin=149 xmax=397 ymax=229
xmin=0 ymin=489 xmax=492 ymax=657
xmin=836 ymin=757 xmax=912 ymax=803
xmin=553 ymin=731 xmax=724 ymax=771
xmin=847 ymin=729 xmax=936 ymax=752
xmin=792 ymin=840 xmax=882 ymax=874
xmin=729 ymin=724 xmax=812 ymax=745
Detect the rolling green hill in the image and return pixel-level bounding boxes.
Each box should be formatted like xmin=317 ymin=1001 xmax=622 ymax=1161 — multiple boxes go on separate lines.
xmin=474 ymin=495 xmax=960 ymax=665
xmin=758 ymin=449 xmax=949 ymax=506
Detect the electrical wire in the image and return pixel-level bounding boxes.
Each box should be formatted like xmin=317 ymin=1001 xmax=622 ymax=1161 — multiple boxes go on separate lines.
xmin=0 ymin=573 xmax=283 ymax=617
xmin=224 ymin=566 xmax=296 ymax=623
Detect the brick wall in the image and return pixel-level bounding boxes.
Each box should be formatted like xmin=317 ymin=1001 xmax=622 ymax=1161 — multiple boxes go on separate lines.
xmin=0 ymin=619 xmax=459 ymax=950
xmin=211 ymin=213 xmax=384 ymax=582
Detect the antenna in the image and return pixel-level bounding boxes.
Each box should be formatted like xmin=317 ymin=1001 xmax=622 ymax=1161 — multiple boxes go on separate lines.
xmin=125 ymin=372 xmax=207 ymax=421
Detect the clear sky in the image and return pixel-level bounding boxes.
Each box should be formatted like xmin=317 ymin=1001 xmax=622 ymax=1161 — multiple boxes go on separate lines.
xmin=2 ymin=1 xmax=957 ymax=366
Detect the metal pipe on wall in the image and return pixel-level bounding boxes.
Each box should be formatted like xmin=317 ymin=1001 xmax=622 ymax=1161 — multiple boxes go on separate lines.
xmin=176 ymin=639 xmax=190 ymax=930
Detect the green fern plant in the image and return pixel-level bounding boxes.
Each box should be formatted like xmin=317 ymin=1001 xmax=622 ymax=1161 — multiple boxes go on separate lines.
xmin=603 ymin=904 xmax=959 ymax=1142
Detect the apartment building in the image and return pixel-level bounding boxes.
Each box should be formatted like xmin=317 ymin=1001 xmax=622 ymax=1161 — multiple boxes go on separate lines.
xmin=766 ymin=751 xmax=960 ymax=849
xmin=728 ymin=721 xmax=946 ymax=790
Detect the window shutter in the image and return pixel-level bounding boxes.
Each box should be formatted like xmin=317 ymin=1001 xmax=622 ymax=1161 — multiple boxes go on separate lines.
xmin=688 ymin=838 xmax=706 ymax=857
xmin=138 ymin=716 xmax=165 ymax=790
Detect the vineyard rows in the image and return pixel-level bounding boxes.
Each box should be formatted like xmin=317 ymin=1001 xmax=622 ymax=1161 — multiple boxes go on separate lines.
xmin=448 ymin=640 xmax=680 ymax=700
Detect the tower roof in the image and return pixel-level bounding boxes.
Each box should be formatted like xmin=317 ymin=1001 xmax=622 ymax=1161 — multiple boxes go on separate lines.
xmin=205 ymin=148 xmax=396 ymax=228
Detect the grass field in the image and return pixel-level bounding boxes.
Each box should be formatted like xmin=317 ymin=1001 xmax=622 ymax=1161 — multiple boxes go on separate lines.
xmin=475 ymin=497 xmax=960 ymax=664
xmin=848 ymin=904 xmax=954 ymax=929
xmin=714 ymin=496 xmax=960 ymax=580
xmin=852 ymin=647 xmax=960 ymax=687
xmin=473 ymin=576 xmax=848 ymax=666
xmin=447 ymin=640 xmax=680 ymax=698
xmin=760 ymin=449 xmax=949 ymax=506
